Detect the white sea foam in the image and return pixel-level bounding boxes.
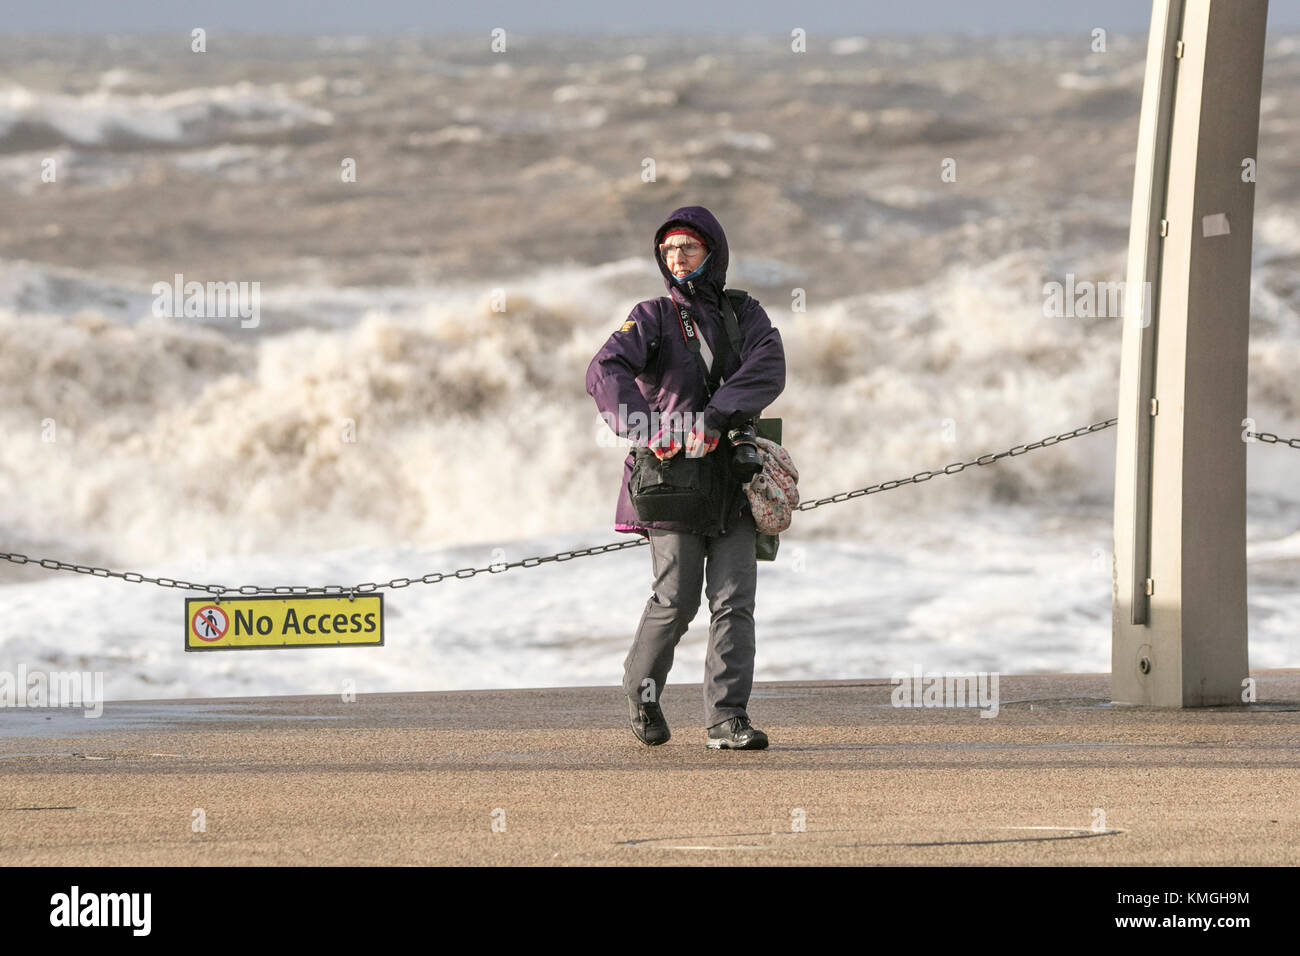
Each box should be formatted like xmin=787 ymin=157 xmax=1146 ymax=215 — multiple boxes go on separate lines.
xmin=2 ymin=503 xmax=1297 ymax=702
xmin=1056 ymin=61 xmax=1146 ymax=91
xmin=3 ymin=249 xmax=1298 ymax=580
xmin=0 ymin=81 xmax=333 ymax=150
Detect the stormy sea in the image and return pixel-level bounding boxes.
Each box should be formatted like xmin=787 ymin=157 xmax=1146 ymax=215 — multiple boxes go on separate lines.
xmin=1 ymin=30 xmax=1298 ymax=700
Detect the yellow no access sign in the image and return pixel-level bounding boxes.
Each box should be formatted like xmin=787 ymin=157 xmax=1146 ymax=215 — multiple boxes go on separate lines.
xmin=185 ymin=594 xmax=384 ymax=651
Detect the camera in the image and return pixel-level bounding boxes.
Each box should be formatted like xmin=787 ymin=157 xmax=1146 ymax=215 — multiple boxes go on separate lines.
xmin=727 ymin=420 xmax=763 ymax=481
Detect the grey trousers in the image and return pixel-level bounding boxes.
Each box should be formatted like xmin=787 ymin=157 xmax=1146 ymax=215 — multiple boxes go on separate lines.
xmin=622 ymin=508 xmax=758 ymax=728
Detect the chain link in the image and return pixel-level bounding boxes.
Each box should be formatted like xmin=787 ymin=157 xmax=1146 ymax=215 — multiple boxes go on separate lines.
xmin=1245 ymin=431 xmax=1300 ymax=450
xmin=0 ymin=414 xmax=1127 ymax=594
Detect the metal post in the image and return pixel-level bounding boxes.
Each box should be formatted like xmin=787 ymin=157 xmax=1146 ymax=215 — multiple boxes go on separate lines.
xmin=1113 ymin=0 xmax=1268 ymax=707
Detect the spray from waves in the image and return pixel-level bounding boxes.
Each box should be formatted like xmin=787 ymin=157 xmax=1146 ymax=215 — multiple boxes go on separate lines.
xmin=4 ymin=252 xmax=1300 ymax=568
xmin=0 ymin=79 xmax=333 ymax=152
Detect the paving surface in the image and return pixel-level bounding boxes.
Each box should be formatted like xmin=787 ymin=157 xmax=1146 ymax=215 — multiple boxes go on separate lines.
xmin=2 ymin=672 xmax=1299 ymax=866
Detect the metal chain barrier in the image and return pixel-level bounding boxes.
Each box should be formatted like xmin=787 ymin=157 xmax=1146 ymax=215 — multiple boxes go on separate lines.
xmin=795 ymin=416 xmax=1118 ymax=512
xmin=1245 ymin=430 xmax=1300 ymax=450
xmin=0 ymin=539 xmax=651 ymax=600
xmin=0 ymin=414 xmax=1128 ymax=596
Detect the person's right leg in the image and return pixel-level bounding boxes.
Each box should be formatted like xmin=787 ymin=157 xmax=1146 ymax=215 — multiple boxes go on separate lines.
xmin=623 ymin=528 xmax=706 ymax=709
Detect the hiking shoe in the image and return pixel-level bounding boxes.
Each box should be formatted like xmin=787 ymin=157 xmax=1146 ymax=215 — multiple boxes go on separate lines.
xmin=706 ymin=716 xmax=769 ymax=750
xmin=630 ymin=699 xmax=670 ymax=746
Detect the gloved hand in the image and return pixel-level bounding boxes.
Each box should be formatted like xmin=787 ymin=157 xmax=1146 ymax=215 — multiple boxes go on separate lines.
xmin=648 ymin=427 xmax=682 ymax=460
xmin=684 ymin=422 xmax=720 ymax=458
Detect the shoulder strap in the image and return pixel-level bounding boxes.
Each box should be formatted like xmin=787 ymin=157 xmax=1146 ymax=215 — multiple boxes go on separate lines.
xmin=672 ymin=299 xmax=725 ymax=398
xmin=719 ymin=289 xmax=746 ymax=356
xmin=718 ymin=289 xmax=767 ymax=428
xmin=671 ymin=290 xmax=747 ymax=401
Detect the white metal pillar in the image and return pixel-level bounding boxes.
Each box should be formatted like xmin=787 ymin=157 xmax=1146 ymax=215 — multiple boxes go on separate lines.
xmin=1113 ymin=0 xmax=1269 ymax=706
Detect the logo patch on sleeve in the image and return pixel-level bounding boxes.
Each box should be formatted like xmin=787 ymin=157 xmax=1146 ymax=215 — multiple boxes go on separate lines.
xmin=618 ymin=320 xmax=636 ymax=333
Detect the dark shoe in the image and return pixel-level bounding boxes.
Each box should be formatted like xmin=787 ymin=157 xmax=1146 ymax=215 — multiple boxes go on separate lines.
xmin=630 ymin=699 xmax=670 ymax=746
xmin=706 ymin=716 xmax=769 ymax=750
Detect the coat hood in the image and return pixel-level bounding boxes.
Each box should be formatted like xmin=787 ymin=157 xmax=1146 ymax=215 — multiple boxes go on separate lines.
xmin=654 ymin=205 xmax=729 ymax=306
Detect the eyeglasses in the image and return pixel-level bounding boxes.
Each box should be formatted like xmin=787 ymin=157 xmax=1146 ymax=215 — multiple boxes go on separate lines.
xmin=658 ymin=241 xmax=704 ymax=262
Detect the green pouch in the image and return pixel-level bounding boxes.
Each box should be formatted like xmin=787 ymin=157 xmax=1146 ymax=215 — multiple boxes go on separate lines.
xmin=753 ymin=417 xmax=783 ymax=562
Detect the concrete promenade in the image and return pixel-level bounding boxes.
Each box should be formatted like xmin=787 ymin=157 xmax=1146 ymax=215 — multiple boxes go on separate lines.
xmin=2 ymin=672 xmax=1298 ymax=866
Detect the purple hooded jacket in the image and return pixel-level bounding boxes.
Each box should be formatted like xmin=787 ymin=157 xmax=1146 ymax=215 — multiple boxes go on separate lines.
xmin=586 ymin=206 xmax=786 ymax=537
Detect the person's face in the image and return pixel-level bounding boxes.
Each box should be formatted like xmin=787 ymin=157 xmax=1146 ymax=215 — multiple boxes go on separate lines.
xmin=660 ymin=238 xmax=706 ymax=278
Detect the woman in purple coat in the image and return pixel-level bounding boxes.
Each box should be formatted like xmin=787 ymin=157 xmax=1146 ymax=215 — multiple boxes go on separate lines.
xmin=586 ymin=206 xmax=786 ymax=750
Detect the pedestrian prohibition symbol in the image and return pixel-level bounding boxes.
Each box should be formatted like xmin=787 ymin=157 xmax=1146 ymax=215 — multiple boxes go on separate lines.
xmin=190 ymin=605 xmax=229 ymax=643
